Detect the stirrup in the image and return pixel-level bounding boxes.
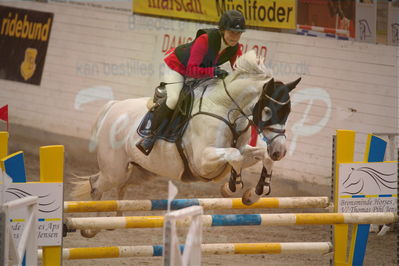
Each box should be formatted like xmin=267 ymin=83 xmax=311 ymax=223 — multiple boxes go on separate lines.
xmin=136 ymin=137 xmax=155 ymax=156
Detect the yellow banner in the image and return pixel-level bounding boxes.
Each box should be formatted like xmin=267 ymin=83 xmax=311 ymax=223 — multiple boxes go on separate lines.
xmin=133 ymin=0 xmax=296 ymax=29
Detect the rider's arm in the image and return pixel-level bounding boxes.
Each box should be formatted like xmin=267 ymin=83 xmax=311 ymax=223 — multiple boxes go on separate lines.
xmin=186 ymin=34 xmax=216 ymax=78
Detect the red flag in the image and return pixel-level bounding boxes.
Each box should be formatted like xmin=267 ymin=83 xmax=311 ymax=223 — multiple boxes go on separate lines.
xmin=0 ymin=105 xmax=9 ymax=131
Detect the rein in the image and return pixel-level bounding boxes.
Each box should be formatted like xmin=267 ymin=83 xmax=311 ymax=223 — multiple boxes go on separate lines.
xmin=174 ymin=76 xmax=287 ymax=182
xmin=191 ymin=78 xmax=252 ymax=148
xmin=262 ymin=127 xmax=286 ymax=146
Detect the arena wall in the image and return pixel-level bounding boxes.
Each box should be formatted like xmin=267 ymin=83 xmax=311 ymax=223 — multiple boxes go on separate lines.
xmin=1 ymin=0 xmax=397 ymax=186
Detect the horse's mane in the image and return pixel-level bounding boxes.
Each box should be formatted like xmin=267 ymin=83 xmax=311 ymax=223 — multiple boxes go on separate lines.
xmin=192 ymin=50 xmax=272 ymax=111
xmin=232 ymin=50 xmax=272 ymax=79
xmin=194 ymin=50 xmax=272 ymax=93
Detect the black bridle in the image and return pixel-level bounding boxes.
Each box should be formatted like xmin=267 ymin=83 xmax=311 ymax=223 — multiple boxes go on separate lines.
xmin=173 ymin=76 xmax=293 ymax=182
xmin=176 ymin=76 xmax=299 ymax=191
xmin=191 ymin=78 xmax=290 ymax=147
xmin=162 ymin=77 xmax=290 ymax=147
xmin=191 ymin=78 xmax=251 ymax=147
xmin=258 ymin=93 xmax=290 ymax=146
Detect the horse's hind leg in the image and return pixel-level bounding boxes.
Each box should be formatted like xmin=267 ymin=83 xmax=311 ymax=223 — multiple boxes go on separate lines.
xmin=114 ymin=163 xmax=136 ymax=216
xmin=80 ymin=171 xmax=113 ymax=238
xmin=115 ymin=183 xmax=128 ymax=217
xmin=89 ymin=173 xmax=104 ymax=200
xmin=82 ymin=161 xmax=137 ymax=237
xmin=102 ymin=183 xmax=129 ymax=233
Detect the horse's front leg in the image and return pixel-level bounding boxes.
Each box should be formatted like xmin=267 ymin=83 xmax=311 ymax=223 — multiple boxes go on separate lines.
xmin=199 ymin=147 xmax=244 ymax=196
xmin=242 ymin=156 xmax=274 ymax=205
xmin=218 ymin=145 xmax=265 ymax=198
xmin=200 ymin=147 xmax=243 ymax=175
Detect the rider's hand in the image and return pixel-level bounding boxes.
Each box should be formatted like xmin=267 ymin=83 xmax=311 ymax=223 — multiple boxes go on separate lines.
xmin=214 ymin=67 xmax=228 ymax=79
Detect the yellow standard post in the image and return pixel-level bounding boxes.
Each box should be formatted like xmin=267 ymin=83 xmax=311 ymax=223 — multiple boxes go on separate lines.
xmin=334 ymin=130 xmax=355 ymax=266
xmin=40 ymin=145 xmax=64 ymax=266
xmin=0 ymin=131 xmax=9 ymax=161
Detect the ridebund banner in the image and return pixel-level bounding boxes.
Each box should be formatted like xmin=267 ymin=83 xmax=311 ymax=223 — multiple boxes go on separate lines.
xmin=133 ymin=0 xmax=296 ymax=29
xmin=0 ymin=5 xmax=53 ymax=85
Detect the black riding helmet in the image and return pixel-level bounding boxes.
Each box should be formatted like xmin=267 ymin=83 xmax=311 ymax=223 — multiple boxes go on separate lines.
xmin=218 ymin=10 xmax=246 ymax=32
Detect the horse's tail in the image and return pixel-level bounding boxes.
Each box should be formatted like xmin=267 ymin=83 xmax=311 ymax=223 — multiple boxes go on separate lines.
xmin=70 ymin=173 xmax=99 ymax=200
xmin=89 ymin=100 xmax=118 ymax=152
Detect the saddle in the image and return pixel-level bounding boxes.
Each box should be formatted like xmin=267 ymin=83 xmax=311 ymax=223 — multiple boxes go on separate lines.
xmin=137 ymin=79 xmax=206 ymax=143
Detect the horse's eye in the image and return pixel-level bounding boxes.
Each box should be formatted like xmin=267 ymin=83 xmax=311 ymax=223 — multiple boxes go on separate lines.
xmin=262 ymin=107 xmax=272 ymax=122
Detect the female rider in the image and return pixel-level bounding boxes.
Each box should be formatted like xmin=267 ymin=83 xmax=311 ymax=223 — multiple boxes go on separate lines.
xmin=137 ymin=10 xmax=246 ymax=155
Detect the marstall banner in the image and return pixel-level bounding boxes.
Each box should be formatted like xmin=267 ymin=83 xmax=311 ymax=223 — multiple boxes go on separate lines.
xmin=133 ymin=0 xmax=296 ymax=29
xmin=0 ymin=5 xmax=53 ymax=85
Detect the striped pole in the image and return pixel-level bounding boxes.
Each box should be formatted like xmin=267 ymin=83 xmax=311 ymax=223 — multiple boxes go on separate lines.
xmin=64 ymin=197 xmax=330 ymax=213
xmin=297 ymin=25 xmax=349 ymax=35
xmin=38 ymin=242 xmax=333 ymax=260
xmin=65 ymin=212 xmax=398 ymax=230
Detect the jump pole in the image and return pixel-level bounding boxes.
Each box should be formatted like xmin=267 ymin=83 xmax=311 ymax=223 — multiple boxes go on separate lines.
xmin=64 ymin=196 xmax=330 ymax=213
xmin=37 ymin=242 xmax=333 ymax=260
xmin=65 ymin=212 xmax=398 ymax=230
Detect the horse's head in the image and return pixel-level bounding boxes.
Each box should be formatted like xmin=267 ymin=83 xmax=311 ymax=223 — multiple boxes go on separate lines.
xmin=198 ymin=50 xmax=299 ymax=161
xmin=252 ymin=77 xmax=301 ymax=161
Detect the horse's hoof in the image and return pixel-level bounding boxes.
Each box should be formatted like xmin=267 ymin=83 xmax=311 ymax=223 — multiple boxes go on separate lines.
xmin=221 ymin=183 xmax=234 ymax=197
xmin=242 ymin=188 xmax=260 ymax=206
xmin=80 ymin=229 xmax=98 ymax=238
xmin=220 ymin=182 xmax=244 ymax=198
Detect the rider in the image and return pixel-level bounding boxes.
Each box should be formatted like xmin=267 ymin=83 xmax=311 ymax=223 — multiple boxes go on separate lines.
xmin=136 ymin=10 xmax=246 ymax=155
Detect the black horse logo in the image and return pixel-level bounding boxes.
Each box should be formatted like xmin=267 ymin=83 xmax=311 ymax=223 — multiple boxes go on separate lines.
xmin=6 ymin=187 xmax=60 ymax=213
xmin=359 ymin=19 xmax=371 ymax=40
xmin=342 ymin=167 xmax=397 ymax=195
xmin=392 ymin=23 xmax=399 ymax=44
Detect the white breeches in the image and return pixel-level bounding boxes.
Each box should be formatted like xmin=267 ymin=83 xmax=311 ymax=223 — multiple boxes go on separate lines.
xmin=161 ymin=62 xmax=184 ymax=110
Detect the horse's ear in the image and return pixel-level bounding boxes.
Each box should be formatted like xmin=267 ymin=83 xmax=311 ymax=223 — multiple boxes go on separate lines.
xmin=264 ymin=78 xmax=275 ymax=94
xmin=286 ymin=77 xmax=301 ymax=91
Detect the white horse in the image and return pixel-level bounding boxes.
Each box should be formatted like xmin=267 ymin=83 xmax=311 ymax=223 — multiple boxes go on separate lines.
xmin=72 ymin=51 xmax=300 ymax=237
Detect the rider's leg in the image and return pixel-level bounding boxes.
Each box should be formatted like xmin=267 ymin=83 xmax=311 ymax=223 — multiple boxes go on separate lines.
xmin=136 ymin=63 xmax=184 ymax=155
xmin=136 ymin=101 xmax=174 ymax=155
xmin=163 ymin=64 xmax=184 ymax=110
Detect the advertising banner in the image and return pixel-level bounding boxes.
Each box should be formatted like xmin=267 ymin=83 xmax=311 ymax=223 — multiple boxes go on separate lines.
xmin=338 ymin=162 xmax=397 ymax=213
xmin=4 ymin=182 xmax=63 ymax=246
xmin=388 ymin=2 xmax=399 ymax=46
xmin=0 ymin=5 xmax=53 ymax=85
xmin=133 ymin=0 xmax=296 ymax=29
xmin=355 ymin=2 xmax=377 ymax=43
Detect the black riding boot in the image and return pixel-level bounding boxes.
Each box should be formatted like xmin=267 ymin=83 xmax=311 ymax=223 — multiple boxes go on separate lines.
xmin=136 ymin=102 xmax=174 ymax=155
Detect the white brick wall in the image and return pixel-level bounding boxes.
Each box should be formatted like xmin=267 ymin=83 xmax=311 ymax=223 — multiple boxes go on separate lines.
xmin=0 ymin=1 xmax=397 ymax=185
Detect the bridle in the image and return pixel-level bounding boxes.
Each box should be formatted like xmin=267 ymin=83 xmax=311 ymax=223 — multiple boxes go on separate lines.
xmin=172 ymin=76 xmax=290 ymax=183
xmin=259 ymin=93 xmax=290 ymax=146
xmin=191 ymin=78 xmax=289 ymax=147
xmin=190 ymin=78 xmax=251 ymax=147
xmin=160 ymin=78 xmax=289 ymax=147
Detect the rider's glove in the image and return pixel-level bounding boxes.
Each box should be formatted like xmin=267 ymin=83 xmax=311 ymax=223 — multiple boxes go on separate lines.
xmin=214 ymin=67 xmax=228 ymax=79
